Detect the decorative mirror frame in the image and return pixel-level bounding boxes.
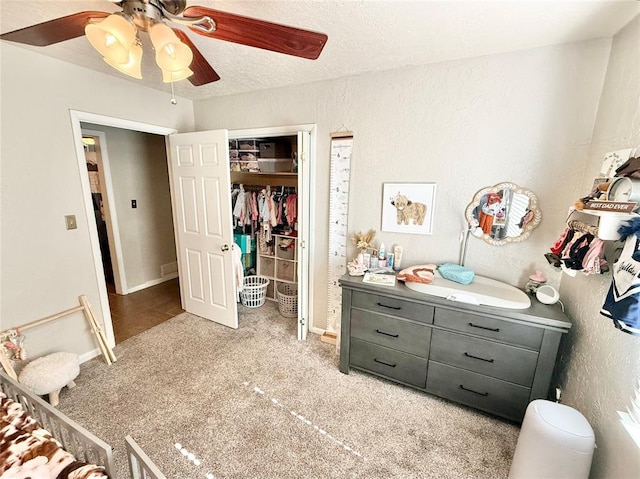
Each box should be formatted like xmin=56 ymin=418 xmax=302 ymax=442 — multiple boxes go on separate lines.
xmin=465 ymin=182 xmax=542 ymax=246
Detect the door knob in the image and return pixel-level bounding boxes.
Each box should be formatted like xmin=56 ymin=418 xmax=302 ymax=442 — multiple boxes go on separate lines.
xmin=221 ymin=244 xmax=230 ymax=252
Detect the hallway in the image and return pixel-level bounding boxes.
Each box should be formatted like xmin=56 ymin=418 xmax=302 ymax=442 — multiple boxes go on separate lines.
xmin=108 ymin=278 xmax=183 ymax=343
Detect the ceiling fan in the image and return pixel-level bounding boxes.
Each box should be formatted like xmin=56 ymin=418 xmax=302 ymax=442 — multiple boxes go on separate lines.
xmin=0 ymin=0 xmax=328 ymax=86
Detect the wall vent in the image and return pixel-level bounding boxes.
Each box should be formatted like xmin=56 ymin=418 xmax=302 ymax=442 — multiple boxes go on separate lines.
xmin=161 ymin=261 xmax=178 ymax=277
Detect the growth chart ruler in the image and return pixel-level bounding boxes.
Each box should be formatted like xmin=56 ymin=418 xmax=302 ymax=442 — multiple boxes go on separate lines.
xmin=326 ymin=131 xmax=354 ymax=337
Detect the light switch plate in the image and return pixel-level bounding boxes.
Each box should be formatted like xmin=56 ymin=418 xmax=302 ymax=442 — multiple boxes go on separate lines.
xmin=65 ymin=215 xmax=77 ymax=230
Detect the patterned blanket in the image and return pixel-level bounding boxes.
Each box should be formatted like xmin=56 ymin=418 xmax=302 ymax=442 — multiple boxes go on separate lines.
xmin=0 ymin=392 xmax=109 ymax=479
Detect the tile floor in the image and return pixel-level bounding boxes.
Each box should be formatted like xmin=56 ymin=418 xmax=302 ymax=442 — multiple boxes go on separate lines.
xmin=108 ymin=278 xmax=183 ymax=344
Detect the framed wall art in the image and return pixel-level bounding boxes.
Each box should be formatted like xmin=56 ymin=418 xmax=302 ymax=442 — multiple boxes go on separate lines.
xmin=381 ymin=183 xmax=436 ymax=235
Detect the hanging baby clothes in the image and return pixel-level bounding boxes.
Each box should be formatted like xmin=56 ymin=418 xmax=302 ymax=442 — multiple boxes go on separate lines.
xmin=581 ymin=238 xmax=608 ymax=275
xmin=286 ymin=193 xmax=297 ymax=226
xmin=601 ymin=219 xmax=640 ymax=337
xmin=258 ymin=188 xmax=272 ymax=252
xmin=233 ymin=186 xmax=246 ymax=228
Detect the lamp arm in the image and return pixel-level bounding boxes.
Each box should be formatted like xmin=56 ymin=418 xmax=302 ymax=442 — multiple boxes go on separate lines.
xmin=458 ymin=227 xmax=471 ymax=267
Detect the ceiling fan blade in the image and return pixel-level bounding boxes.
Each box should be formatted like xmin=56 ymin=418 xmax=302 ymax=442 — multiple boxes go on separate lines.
xmin=172 ymin=29 xmax=221 ymax=86
xmin=0 ymin=11 xmax=110 ymax=46
xmin=183 ymin=6 xmax=327 ymax=60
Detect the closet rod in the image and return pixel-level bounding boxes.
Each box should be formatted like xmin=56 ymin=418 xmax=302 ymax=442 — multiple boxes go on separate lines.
xmin=567 ymin=219 xmax=599 ymax=235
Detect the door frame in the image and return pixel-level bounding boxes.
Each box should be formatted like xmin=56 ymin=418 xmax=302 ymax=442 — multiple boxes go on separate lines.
xmin=81 ymin=129 xmax=128 ymax=295
xmin=229 ymin=124 xmax=316 ymax=340
xmin=70 ymin=110 xmax=177 ymax=348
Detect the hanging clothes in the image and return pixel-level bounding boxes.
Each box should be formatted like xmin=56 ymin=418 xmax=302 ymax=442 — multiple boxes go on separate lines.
xmin=232 ymin=244 xmax=244 ymax=296
xmin=581 ymin=238 xmax=608 ymax=275
xmin=286 ymin=193 xmax=297 ymax=226
xmin=601 ymin=219 xmax=640 ymax=337
xmin=233 ymin=187 xmax=246 ymax=228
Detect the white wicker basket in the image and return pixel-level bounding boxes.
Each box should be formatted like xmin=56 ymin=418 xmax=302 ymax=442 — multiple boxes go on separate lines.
xmin=277 ymin=283 xmax=298 ymax=318
xmin=240 ymin=275 xmax=270 ymax=308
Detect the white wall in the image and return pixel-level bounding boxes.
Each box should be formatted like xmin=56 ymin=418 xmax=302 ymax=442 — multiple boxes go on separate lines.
xmin=82 ymin=124 xmax=177 ymax=291
xmin=0 ymin=43 xmax=194 ymax=360
xmin=557 ymin=15 xmax=640 ymax=479
xmin=193 ymin=39 xmax=611 ymax=333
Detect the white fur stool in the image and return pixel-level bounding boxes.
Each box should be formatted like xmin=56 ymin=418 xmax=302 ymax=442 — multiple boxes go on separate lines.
xmin=18 ymin=352 xmax=80 ymax=407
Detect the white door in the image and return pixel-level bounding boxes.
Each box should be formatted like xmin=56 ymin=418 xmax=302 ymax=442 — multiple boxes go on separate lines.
xmin=168 ymin=130 xmax=238 ymax=328
xmin=297 ymin=130 xmax=311 ymax=340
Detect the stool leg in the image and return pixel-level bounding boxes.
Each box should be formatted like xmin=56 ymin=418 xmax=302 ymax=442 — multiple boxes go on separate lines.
xmin=49 ymin=389 xmax=60 ymax=407
xmin=66 ymin=380 xmax=76 ymax=389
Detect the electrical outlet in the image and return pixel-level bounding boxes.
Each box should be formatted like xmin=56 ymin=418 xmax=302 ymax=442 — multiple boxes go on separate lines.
xmin=65 ymin=215 xmax=77 ymax=230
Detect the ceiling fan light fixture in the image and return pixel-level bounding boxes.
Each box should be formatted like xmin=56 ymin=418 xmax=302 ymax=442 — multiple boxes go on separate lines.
xmin=104 ymin=40 xmax=143 ymax=79
xmin=161 ymin=67 xmax=194 ymax=83
xmin=85 ymin=13 xmax=136 ymax=64
xmin=149 ymin=23 xmax=193 ymax=72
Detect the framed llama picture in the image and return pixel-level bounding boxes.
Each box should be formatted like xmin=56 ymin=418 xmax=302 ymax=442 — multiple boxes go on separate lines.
xmin=381 ymin=183 xmax=437 ymax=235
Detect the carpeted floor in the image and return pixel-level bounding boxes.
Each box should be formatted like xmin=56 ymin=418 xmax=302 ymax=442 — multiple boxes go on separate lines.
xmin=58 ymin=302 xmax=519 ymax=479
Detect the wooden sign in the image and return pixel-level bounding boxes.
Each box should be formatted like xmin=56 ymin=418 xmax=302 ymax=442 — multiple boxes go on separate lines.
xmin=584 ymin=200 xmax=637 ymax=213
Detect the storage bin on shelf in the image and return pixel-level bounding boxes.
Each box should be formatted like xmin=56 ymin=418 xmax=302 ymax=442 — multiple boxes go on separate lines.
xmin=238 ymin=139 xmax=259 ymax=151
xmin=259 ymin=142 xmax=291 ymax=158
xmin=239 ymin=275 xmax=270 ymax=308
xmin=277 ymin=283 xmax=298 ymax=318
xmin=258 ymin=158 xmax=293 ymax=173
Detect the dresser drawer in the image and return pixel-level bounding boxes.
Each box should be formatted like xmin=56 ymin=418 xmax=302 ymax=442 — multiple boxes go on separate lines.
xmin=350 ymin=338 xmax=428 ymax=388
xmin=430 ymin=329 xmax=538 ymax=386
xmin=352 ymin=291 xmax=434 ymax=324
xmin=434 ymin=309 xmax=543 ymax=350
xmin=351 ymin=309 xmax=431 ymax=358
xmin=426 ymin=361 xmax=530 ymax=422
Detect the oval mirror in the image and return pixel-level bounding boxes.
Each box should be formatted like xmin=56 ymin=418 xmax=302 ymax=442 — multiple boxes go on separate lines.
xmin=465 ymin=182 xmax=541 ymax=245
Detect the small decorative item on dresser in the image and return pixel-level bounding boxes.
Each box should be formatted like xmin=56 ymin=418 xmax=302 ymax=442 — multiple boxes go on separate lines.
xmin=351 ymin=229 xmax=377 ymax=255
xmin=525 ymin=271 xmax=547 ymax=294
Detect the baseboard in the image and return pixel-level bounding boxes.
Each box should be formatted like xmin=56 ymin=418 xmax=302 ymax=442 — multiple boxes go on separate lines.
xmin=79 ymin=348 xmax=102 ymax=364
xmin=127 ymin=273 xmax=179 ymax=294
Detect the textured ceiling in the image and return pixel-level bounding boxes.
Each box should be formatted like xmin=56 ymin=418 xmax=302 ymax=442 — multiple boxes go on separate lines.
xmin=1 ymin=1 xmax=638 ymax=101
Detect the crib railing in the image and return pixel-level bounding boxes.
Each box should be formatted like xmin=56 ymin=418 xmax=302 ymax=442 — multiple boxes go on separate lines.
xmin=125 ymin=435 xmax=168 ymax=479
xmin=0 ymin=370 xmax=115 ymax=477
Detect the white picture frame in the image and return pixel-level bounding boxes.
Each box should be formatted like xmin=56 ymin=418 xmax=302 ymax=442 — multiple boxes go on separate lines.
xmin=382 ymin=183 xmax=437 ymax=235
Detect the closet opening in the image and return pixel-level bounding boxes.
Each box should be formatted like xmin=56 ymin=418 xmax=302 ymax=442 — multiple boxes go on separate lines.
xmin=230 ymin=134 xmax=302 ymax=331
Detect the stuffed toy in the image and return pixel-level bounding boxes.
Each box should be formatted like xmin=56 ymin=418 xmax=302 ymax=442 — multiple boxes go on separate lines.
xmin=390 ymin=193 xmax=427 ymax=226
xmin=575 ymin=181 xmax=610 ymax=210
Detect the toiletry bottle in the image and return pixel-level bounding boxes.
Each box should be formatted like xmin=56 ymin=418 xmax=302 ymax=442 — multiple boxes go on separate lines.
xmin=378 ymin=242 xmax=386 ymax=268
xmin=393 ymin=245 xmax=403 ymax=271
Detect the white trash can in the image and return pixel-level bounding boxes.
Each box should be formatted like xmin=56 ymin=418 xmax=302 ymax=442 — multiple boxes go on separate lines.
xmin=509 ymin=400 xmax=595 ymax=479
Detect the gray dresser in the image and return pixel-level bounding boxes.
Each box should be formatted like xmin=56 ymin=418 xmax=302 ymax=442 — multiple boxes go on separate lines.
xmin=339 ymin=275 xmax=571 ymax=422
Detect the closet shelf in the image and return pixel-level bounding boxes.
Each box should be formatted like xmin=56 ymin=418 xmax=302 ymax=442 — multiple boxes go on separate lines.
xmin=230 ymin=171 xmax=297 ymax=187
xmin=568 ymin=209 xmax=638 ymax=240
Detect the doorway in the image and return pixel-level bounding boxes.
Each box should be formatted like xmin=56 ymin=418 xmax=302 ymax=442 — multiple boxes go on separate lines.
xmin=79 ymin=123 xmax=183 ymax=344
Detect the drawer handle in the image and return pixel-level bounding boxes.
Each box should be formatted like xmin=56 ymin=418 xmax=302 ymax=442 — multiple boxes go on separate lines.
xmin=459 ymin=385 xmax=489 ymax=397
xmin=376 ymin=329 xmax=399 ymax=338
xmin=468 ymin=322 xmax=500 ymax=332
xmin=377 ymin=302 xmax=401 ymax=311
xmin=464 ymin=352 xmax=495 ymax=363
xmin=374 ymin=358 xmax=397 ymax=368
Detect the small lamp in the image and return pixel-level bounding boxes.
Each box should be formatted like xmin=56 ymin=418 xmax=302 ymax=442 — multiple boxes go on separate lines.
xmin=149 ymin=23 xmax=193 ymax=72
xmin=85 ymin=14 xmax=136 ymax=64
xmin=161 ymin=67 xmax=194 ymax=83
xmin=104 ymin=40 xmax=143 ymax=79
